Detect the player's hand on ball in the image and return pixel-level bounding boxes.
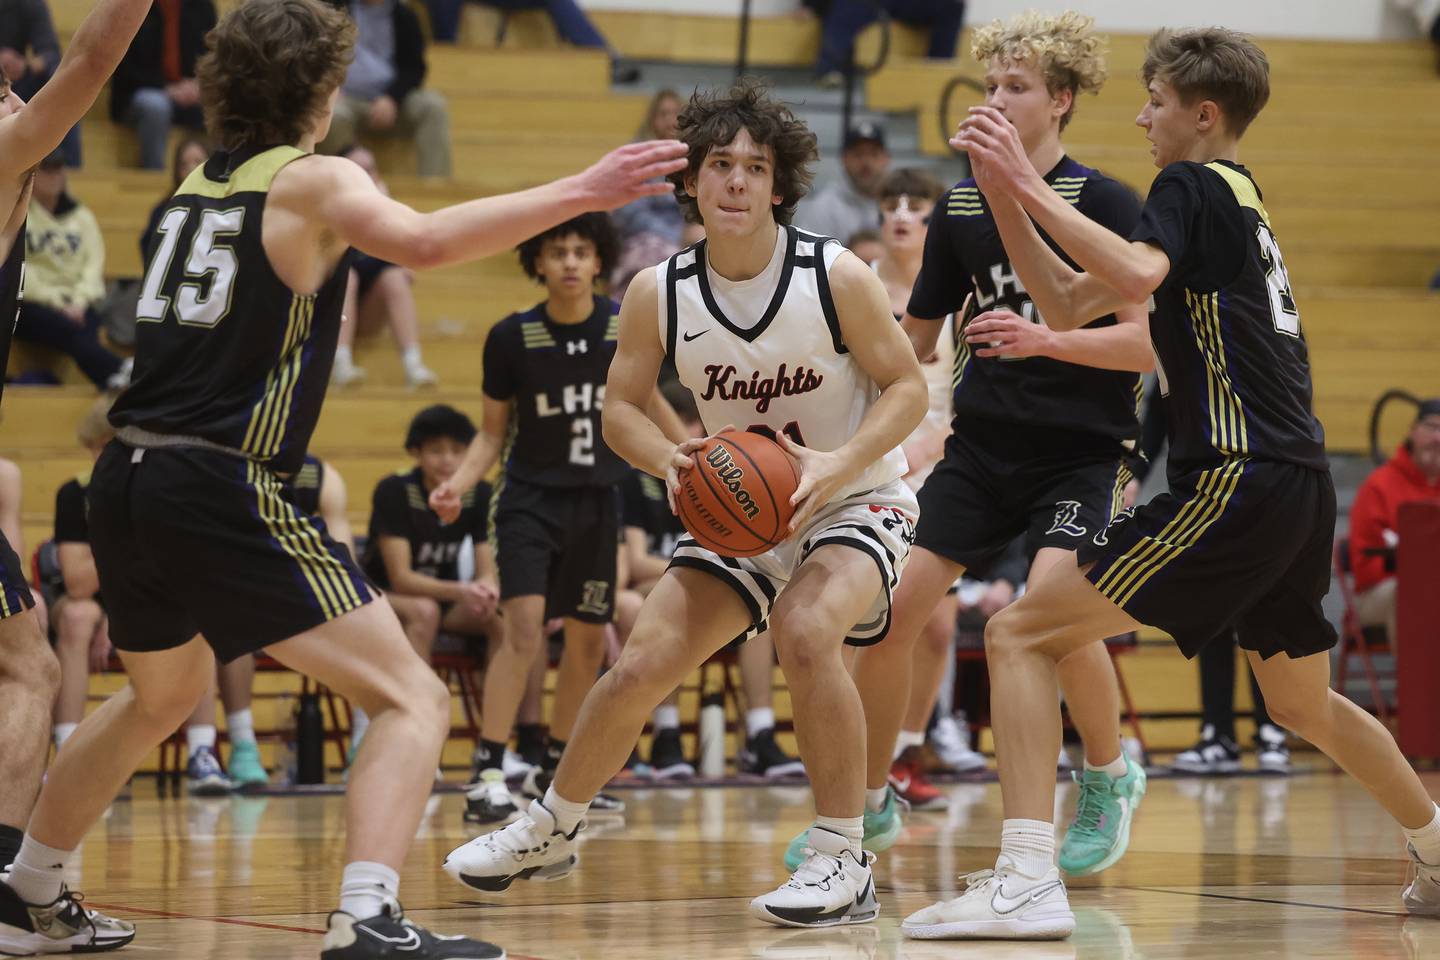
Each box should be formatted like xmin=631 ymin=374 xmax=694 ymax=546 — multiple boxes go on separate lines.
xmin=777 ymin=434 xmax=848 ymax=534
xmin=965 ymin=310 xmax=1054 ymax=359
xmin=576 ymin=139 xmax=689 ymax=211
xmin=428 ymin=481 xmax=463 ymax=524
xmin=664 ymin=428 xmax=732 ymax=514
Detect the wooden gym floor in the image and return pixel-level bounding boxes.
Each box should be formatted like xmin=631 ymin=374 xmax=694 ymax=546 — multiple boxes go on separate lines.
xmin=65 ymin=769 xmax=1440 ymax=959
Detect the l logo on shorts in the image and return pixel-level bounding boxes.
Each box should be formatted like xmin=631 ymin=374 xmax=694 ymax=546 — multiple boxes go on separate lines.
xmin=1046 ymin=500 xmax=1087 ymax=538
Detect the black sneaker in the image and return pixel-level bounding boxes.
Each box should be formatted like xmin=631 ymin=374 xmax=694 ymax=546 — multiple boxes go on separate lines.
xmin=1171 ymin=724 xmax=1242 ymax=774
xmin=0 ymin=880 xmax=136 ymax=954
xmin=648 ymin=729 xmax=694 ymax=781
xmin=463 ymin=769 xmax=520 ymax=826
xmin=321 ymin=898 xmax=504 ymax=959
xmin=1255 ymin=723 xmax=1291 ymax=773
xmin=740 ymin=728 xmax=805 ymax=779
xmin=522 ymin=769 xmax=626 ymax=815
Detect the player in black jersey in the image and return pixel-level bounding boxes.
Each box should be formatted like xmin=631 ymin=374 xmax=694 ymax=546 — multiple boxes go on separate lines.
xmin=841 ymin=11 xmax=1152 ymax=884
xmin=0 ymin=1 xmax=155 ymax=953
xmin=4 ymin=1 xmax=685 ymax=956
xmin=903 ymin=25 xmax=1440 ymax=940
xmin=431 ymin=213 xmax=679 ymax=824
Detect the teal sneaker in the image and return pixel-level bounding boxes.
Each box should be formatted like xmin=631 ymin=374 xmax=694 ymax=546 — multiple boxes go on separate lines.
xmin=1058 ymin=756 xmax=1146 ymax=876
xmin=227 ymin=740 xmax=269 ymax=790
xmin=782 ymin=788 xmax=906 ymax=870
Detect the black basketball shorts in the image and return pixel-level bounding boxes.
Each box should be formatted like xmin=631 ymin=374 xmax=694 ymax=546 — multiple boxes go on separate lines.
xmin=88 ymin=441 xmax=374 ymax=663
xmin=1078 ymin=458 xmax=1338 ymax=661
xmin=491 ymin=477 xmax=619 ymax=624
xmin=0 ymin=528 xmax=36 ymax=620
xmin=914 ymin=418 xmax=1131 ymax=577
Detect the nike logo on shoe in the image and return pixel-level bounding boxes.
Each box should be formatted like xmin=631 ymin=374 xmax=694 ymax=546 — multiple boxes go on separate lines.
xmin=990 ymin=880 xmax=1064 ymax=915
xmin=360 ymin=925 xmax=423 ymax=950
xmin=682 ymin=330 xmax=707 ymax=342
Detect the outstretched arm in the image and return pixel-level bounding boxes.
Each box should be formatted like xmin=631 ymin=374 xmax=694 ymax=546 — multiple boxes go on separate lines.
xmin=963 ymin=303 xmax=1153 ymax=373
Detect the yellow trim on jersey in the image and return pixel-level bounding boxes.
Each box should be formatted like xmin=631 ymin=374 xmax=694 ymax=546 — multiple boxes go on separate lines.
xmin=1204 ymin=162 xmax=1271 ymax=228
xmin=1095 ymin=458 xmax=1246 ymax=607
xmin=175 ymin=146 xmax=309 ymax=200
xmin=1109 ymin=461 xmax=1133 ymax=521
xmin=1185 ymin=290 xmax=1249 ymax=457
xmin=0 ymin=589 xmax=11 ymax=618
xmin=241 ymin=294 xmax=315 ymax=460
xmin=487 ymin=411 xmax=519 ymax=549
xmin=249 ymin=461 xmax=364 ymax=620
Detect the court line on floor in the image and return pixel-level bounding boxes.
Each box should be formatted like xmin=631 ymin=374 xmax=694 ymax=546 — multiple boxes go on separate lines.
xmin=1123 ymin=885 xmax=1409 ymax=918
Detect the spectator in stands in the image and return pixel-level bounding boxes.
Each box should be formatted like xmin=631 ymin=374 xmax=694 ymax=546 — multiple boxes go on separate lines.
xmin=110 ymin=0 xmax=216 ymax=170
xmin=800 ymin=120 xmax=889 ymax=242
xmin=16 ymin=153 xmax=127 ymax=389
xmin=804 ymin=0 xmax=965 ymax=87
xmin=424 ymin=0 xmax=640 ymax=84
xmin=331 ymin=144 xmax=437 ymax=388
xmin=610 ymin=90 xmax=685 ymax=299
xmin=320 ymin=0 xmax=452 ymax=178
xmin=0 ymin=0 xmax=80 ymax=165
xmin=1349 ymin=398 xmax=1440 ymax=643
xmin=139 ymin=137 xmax=209 ymax=264
xmin=846 ymin=227 xmax=883 ymax=267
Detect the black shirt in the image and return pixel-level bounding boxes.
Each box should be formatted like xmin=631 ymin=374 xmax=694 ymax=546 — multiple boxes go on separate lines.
xmin=54 ymin=474 xmax=90 ymax=544
xmin=1130 ymin=161 xmax=1327 ymax=475
xmin=620 ymin=469 xmax=683 ymax=558
xmin=286 ymin=455 xmax=325 ymax=517
xmin=908 ymin=156 xmax=1143 ymax=441
xmin=361 ymin=468 xmax=490 ymax=590
xmin=0 ymin=221 xmax=24 ymax=407
xmin=483 ymin=295 xmax=628 ymax=488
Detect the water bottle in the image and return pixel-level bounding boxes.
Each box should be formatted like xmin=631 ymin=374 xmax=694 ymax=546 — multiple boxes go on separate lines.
xmin=698 ymin=692 xmax=726 ymax=778
xmin=274 ymin=694 xmax=297 ymax=786
xmin=297 ymin=691 xmax=325 ymax=784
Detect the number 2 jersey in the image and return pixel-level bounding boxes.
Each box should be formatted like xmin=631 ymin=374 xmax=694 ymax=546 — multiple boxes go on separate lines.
xmin=658 ymin=224 xmax=907 ymax=499
xmin=110 ymin=146 xmax=348 ymax=475
xmin=1129 ymin=160 xmax=1327 ymax=476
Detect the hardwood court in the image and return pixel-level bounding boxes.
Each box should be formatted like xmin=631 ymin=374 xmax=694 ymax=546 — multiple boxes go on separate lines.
xmin=65 ymin=770 xmax=1439 ymax=959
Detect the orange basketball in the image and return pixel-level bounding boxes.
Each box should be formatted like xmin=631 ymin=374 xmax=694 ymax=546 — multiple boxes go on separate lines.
xmin=676 ymin=431 xmax=801 ymax=558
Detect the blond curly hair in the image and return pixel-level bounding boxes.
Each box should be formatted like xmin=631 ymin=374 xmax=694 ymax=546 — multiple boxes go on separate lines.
xmin=972 ymin=10 xmax=1108 ymax=131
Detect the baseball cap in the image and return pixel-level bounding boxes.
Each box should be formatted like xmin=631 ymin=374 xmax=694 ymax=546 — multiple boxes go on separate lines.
xmin=1418 ymin=398 xmax=1440 ymax=421
xmin=844 ymin=120 xmax=887 ymax=151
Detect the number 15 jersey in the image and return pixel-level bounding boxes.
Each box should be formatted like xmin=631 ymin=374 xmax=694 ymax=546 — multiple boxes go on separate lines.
xmin=658 ymin=225 xmax=907 ymax=500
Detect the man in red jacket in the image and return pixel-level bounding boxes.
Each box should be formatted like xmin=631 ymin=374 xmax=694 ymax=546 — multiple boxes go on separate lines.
xmin=1349 ymin=398 xmax=1440 ymax=641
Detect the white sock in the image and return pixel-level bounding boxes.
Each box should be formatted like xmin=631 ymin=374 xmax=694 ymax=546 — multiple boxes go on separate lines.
xmin=187 ymin=724 xmax=217 ymax=756
xmin=334 ymin=344 xmax=354 ymax=368
xmin=814 ymin=815 xmax=864 ymax=858
xmin=8 ymin=836 xmax=73 ymax=906
xmin=652 ymin=704 xmax=680 ymax=731
xmin=892 ymin=728 xmax=926 ymax=761
xmin=337 ymin=860 xmax=399 ymax=919
xmin=999 ymin=818 xmax=1056 ymax=879
xmin=542 ymin=786 xmax=589 ymax=836
xmin=865 ymin=787 xmax=889 ymax=813
xmin=53 ymin=723 xmax=78 ymax=750
xmin=1084 ymin=752 xmax=1129 ymax=779
xmin=226 ymin=709 xmax=256 ymax=747
xmin=746 ymin=707 xmax=775 ymax=739
xmin=401 ymin=346 xmax=425 ymax=371
xmin=351 ymin=707 xmax=370 ymax=748
xmin=1404 ymin=803 xmax=1440 ymax=865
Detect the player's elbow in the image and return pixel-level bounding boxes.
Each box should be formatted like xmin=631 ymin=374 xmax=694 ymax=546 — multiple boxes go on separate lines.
xmin=402 ymin=233 xmax=447 ymax=271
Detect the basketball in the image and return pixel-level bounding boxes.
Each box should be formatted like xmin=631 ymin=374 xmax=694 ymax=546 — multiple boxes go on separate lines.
xmin=676 ymin=431 xmax=801 ymax=558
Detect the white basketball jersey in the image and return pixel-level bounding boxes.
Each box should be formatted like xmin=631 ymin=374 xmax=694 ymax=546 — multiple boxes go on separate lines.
xmin=656 ymin=224 xmax=907 ymax=500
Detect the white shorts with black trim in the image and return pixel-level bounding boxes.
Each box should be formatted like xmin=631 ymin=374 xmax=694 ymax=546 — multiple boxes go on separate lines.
xmin=668 ymin=480 xmax=918 ymax=647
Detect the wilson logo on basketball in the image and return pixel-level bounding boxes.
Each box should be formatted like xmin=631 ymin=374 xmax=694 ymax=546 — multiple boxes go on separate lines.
xmin=705 ymin=445 xmax=760 ymax=520
xmin=700 ymin=363 xmax=824 ymax=414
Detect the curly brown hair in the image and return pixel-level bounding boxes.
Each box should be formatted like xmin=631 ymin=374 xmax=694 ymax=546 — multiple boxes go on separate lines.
xmin=517 ymin=212 xmax=620 ymax=283
xmin=197 ymin=0 xmax=355 ymax=151
xmin=669 ymin=79 xmax=818 ymax=226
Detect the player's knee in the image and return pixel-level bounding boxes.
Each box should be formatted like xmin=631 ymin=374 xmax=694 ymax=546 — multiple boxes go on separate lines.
xmin=134 ymin=678 xmax=205 ymax=730
xmin=413 ymin=597 xmax=442 ymax=632
xmin=770 ymin=613 xmax=836 ymax=679
xmin=1262 ymin=691 xmax=1326 ymax=739
xmin=56 ymin=600 xmax=102 ymax=648
xmin=0 ymin=616 xmax=60 ymax=694
xmin=983 ymin=607 xmax=1025 ymax=660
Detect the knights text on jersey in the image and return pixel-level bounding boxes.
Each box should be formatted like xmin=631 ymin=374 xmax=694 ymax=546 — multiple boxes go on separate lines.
xmin=1130 ymin=160 xmax=1328 ymax=475
xmin=657 ymin=225 xmax=906 ymax=500
xmin=483 ymin=295 xmax=628 ymax=488
xmin=907 ymin=156 xmax=1142 ymax=441
xmin=109 ymin=147 xmax=348 ymax=475
xmin=0 ymin=222 xmax=24 ymax=408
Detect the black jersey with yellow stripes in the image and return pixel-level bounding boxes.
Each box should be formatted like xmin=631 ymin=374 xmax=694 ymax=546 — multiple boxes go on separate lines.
xmin=285 ymin=455 xmax=325 ymax=516
xmin=110 ymin=146 xmax=347 ymax=475
xmin=0 ymin=222 xmax=24 ymax=407
xmin=1131 ymin=160 xmax=1327 ymax=476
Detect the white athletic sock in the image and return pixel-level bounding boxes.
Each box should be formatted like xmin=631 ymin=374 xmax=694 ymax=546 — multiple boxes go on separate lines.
xmin=1404 ymin=803 xmax=1440 ymax=865
xmin=401 ymin=346 xmax=425 ymax=371
xmin=542 ymin=786 xmax=589 ymax=836
xmin=8 ymin=836 xmax=73 ymax=906
xmin=745 ymin=707 xmax=775 ymax=739
xmin=652 ymin=704 xmax=680 ymax=731
xmin=814 ymin=815 xmax=864 ymax=859
xmin=350 ymin=707 xmax=370 ymax=749
xmin=865 ymin=787 xmax=889 ymax=813
xmin=1084 ymin=752 xmax=1129 ymax=779
xmin=337 ymin=860 xmax=399 ymax=920
xmin=226 ymin=709 xmax=256 ymax=747
xmin=53 ymin=723 xmax=78 ymax=750
xmin=892 ymin=728 xmax=926 ymax=761
xmin=999 ymin=818 xmax=1056 ymax=879
xmin=334 ymin=345 xmax=354 ymax=367
xmin=186 ymin=724 xmax=217 ymax=756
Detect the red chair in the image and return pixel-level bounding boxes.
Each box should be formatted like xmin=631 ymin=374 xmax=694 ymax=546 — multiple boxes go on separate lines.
xmin=1332 ymin=537 xmax=1393 ymax=723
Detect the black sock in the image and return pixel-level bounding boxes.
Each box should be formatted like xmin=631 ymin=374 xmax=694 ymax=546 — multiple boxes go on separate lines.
xmin=516 ymin=724 xmax=545 ymax=753
xmin=477 ymin=738 xmax=507 ymax=772
xmin=544 ymin=738 xmax=566 ymax=772
xmin=0 ymin=823 xmax=23 ymax=871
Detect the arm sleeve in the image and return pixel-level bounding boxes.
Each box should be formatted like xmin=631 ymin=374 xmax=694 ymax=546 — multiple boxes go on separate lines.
xmin=369 ymin=478 xmax=412 ymax=540
xmin=1129 ymin=165 xmax=1202 ymax=281
xmin=53 ymin=483 xmax=88 ymax=543
xmin=481 ymin=322 xmax=516 ymax=400
xmin=386 ymin=5 xmax=427 ymax=103
xmin=906 ymin=198 xmax=976 ymax=319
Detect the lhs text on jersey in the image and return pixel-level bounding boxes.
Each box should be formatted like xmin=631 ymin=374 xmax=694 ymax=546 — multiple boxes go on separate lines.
xmin=536 ymin=383 xmax=604 ymax=417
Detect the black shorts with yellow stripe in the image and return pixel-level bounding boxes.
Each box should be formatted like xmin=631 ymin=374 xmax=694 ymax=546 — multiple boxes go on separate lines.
xmin=88 ymin=441 xmax=373 ymax=663
xmin=1078 ymin=458 xmax=1337 ymax=661
xmin=0 ymin=529 xmax=36 ymax=620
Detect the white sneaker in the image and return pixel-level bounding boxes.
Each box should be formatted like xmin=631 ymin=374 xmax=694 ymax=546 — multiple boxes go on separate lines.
xmin=1404 ymin=845 xmax=1440 ymax=915
xmin=932 ymin=714 xmax=988 ymax=773
xmin=463 ymin=768 xmax=521 ymax=826
xmin=901 ymin=857 xmax=1075 ymax=940
xmin=750 ymin=827 xmax=879 ymax=928
xmin=1255 ymin=723 xmax=1291 ymax=773
xmin=404 ymin=362 xmax=438 ymax=388
xmin=331 ymin=356 xmax=366 ymax=386
xmin=1057 ymin=746 xmax=1074 ymax=771
xmin=501 ymin=750 xmax=535 ymax=781
xmin=444 ymin=799 xmax=581 ymax=892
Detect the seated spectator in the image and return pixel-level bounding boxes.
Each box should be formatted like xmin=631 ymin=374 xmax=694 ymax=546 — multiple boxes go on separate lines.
xmin=0 ymin=0 xmax=79 ymax=165
xmin=17 ymin=153 xmax=127 ymax=389
xmin=109 ymin=0 xmax=215 ymax=170
xmin=320 ymin=0 xmax=452 ymax=178
xmin=1349 ymin=398 xmax=1440 ymax=643
xmin=331 ymin=144 xmax=437 ymax=388
xmin=800 ymin=121 xmax=890 ymax=242
xmin=845 ymin=228 xmax=883 ymax=268
xmin=140 ymin=136 xmax=209 ymax=265
xmin=424 ymin=0 xmax=639 ymax=83
xmin=610 ymin=90 xmax=684 ymax=299
xmin=804 ymin=0 xmax=965 ymax=86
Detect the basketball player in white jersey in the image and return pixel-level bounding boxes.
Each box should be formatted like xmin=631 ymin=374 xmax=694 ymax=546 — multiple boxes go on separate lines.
xmin=444 ymin=80 xmax=928 ymax=928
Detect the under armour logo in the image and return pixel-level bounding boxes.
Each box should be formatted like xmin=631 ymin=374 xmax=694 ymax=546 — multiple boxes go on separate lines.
xmin=1046 ymin=500 xmax=1087 ymax=538
xmin=566 ymin=340 xmax=588 ymax=355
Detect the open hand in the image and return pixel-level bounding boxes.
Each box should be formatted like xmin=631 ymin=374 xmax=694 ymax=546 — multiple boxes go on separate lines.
xmin=575 ymin=139 xmax=689 ymax=211
xmin=777 ymin=434 xmax=851 ymax=534
xmin=964 ymin=310 xmax=1053 ymax=360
